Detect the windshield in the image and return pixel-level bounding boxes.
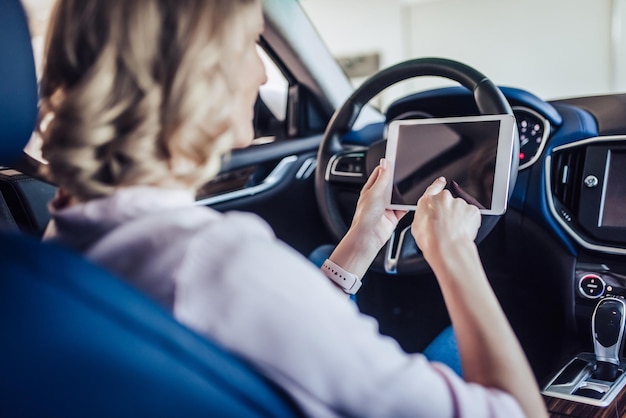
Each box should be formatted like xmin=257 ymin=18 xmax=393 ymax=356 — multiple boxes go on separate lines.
xmin=300 ymin=0 xmax=626 ymax=109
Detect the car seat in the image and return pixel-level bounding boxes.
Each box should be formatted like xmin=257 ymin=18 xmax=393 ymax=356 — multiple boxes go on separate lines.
xmin=0 ymin=1 xmax=301 ymax=416
xmin=0 ymin=0 xmax=56 ymax=236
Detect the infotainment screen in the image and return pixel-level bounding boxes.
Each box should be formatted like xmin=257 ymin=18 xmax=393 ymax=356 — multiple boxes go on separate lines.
xmin=577 ymin=143 xmax=626 ymax=245
xmin=384 ymin=114 xmax=516 ymax=215
xmin=600 ymin=151 xmax=626 ymax=227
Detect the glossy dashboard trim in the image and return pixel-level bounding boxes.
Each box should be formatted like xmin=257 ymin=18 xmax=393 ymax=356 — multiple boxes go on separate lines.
xmin=195 ymin=155 xmax=298 ymax=206
xmin=546 ymin=135 xmax=626 ymax=255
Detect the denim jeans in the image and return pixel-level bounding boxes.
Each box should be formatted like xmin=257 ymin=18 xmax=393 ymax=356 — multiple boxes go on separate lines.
xmin=308 ymin=244 xmax=462 ymax=377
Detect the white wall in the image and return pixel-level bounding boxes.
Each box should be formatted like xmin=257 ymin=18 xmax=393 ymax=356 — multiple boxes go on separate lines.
xmin=300 ymin=0 xmax=626 ymax=107
xmin=301 ymin=0 xmax=407 ymax=71
xmin=616 ymin=0 xmax=626 ymax=92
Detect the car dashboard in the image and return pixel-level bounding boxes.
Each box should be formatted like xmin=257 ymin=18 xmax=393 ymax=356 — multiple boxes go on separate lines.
xmin=350 ymin=87 xmax=626 ymax=389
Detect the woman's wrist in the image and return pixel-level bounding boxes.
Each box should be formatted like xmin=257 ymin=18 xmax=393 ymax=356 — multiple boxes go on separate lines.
xmin=348 ymin=220 xmax=390 ymax=252
xmin=425 ymin=238 xmax=482 ymax=286
xmin=329 ymin=227 xmax=382 ymax=279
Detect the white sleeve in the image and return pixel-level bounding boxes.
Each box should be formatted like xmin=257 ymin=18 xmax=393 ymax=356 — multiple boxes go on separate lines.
xmin=173 ymin=213 xmax=525 ymax=418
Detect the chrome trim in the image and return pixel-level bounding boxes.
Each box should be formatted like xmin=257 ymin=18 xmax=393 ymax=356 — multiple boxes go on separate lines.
xmin=384 ymin=226 xmax=412 ymax=275
xmin=513 ymin=106 xmax=551 ymax=170
xmin=195 ymin=155 xmax=298 ymax=206
xmin=593 ymin=297 xmax=626 ymax=366
xmin=552 ymin=135 xmax=626 ymax=152
xmin=325 ymin=152 xmax=366 ymax=180
xmin=578 ymin=274 xmax=606 ymax=300
xmin=598 ymin=150 xmax=613 ymax=227
xmin=296 ymin=157 xmax=317 ymax=180
xmin=545 ymin=135 xmax=626 ymax=255
xmin=543 ymin=353 xmax=626 ymax=407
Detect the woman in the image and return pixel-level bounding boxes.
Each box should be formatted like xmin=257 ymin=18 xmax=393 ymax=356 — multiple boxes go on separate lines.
xmin=39 ymin=0 xmax=547 ymax=416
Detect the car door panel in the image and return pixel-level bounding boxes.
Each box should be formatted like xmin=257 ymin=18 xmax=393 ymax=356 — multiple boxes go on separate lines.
xmin=197 ymin=135 xmax=333 ymax=258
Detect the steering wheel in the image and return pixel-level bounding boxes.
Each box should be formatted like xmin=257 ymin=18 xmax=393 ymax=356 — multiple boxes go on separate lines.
xmin=315 ymin=57 xmax=519 ymax=275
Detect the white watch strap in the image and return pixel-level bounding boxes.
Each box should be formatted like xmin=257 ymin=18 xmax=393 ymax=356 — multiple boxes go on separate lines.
xmin=321 ymin=259 xmax=362 ymax=295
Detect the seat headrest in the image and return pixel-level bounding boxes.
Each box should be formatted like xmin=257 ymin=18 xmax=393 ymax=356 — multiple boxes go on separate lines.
xmin=0 ymin=0 xmax=39 ymax=167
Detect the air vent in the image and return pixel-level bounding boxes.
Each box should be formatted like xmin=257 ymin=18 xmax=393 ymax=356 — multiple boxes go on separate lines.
xmin=551 ymin=146 xmax=586 ymax=215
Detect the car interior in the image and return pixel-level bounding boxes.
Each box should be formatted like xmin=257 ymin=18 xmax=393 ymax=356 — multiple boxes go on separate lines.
xmin=2 ymin=0 xmax=626 ymax=416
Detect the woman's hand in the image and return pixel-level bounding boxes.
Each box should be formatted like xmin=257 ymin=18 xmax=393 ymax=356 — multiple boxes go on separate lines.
xmin=350 ymin=158 xmax=408 ymax=249
xmin=328 ymin=159 xmax=407 ymax=280
xmin=411 ymin=177 xmax=549 ymax=418
xmin=411 ymin=177 xmax=481 ymax=265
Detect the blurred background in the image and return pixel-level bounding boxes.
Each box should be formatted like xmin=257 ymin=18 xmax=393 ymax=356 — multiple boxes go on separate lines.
xmin=20 ymin=0 xmax=626 ymax=124
xmin=300 ymin=0 xmax=626 ymax=107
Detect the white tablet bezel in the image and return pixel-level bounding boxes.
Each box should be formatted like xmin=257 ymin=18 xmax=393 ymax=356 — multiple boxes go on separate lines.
xmin=384 ymin=114 xmax=516 ymax=215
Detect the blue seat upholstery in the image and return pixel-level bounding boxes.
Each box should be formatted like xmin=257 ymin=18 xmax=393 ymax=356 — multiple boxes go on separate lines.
xmin=0 ymin=0 xmax=57 ymax=235
xmin=0 ymin=1 xmax=301 ymax=416
xmin=0 ymin=0 xmax=38 ymax=166
xmin=0 ymin=230 xmax=300 ymax=417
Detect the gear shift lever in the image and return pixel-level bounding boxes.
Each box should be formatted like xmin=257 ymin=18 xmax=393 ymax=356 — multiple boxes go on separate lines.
xmin=592 ymin=297 xmax=626 ymax=381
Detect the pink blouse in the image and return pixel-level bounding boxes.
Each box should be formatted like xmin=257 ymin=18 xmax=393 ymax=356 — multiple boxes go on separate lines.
xmin=46 ymin=186 xmax=524 ymax=418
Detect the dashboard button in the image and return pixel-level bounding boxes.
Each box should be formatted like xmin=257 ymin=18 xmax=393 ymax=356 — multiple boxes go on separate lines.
xmin=579 ymin=274 xmax=606 ymax=299
xmin=584 ymin=175 xmax=599 ymax=188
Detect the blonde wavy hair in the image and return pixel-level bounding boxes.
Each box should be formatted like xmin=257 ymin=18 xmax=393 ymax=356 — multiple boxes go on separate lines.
xmin=38 ymin=0 xmax=258 ymax=201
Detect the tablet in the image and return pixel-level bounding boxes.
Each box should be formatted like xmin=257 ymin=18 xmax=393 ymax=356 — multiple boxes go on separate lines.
xmin=384 ymin=114 xmax=516 ymax=215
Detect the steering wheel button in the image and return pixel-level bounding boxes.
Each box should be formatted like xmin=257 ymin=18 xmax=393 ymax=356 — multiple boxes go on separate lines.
xmin=329 ymin=153 xmax=366 ymax=178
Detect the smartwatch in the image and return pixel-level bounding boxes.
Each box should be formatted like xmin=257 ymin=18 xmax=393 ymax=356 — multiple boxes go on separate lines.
xmin=321 ymin=259 xmax=362 ymax=295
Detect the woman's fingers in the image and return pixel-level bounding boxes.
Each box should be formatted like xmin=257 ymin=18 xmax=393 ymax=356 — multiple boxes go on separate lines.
xmin=362 ymin=158 xmax=389 ymax=194
xmin=423 ymin=176 xmax=447 ymax=197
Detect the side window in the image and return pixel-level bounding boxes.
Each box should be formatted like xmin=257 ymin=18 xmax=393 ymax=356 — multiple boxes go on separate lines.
xmin=253 ymin=47 xmax=289 ymax=142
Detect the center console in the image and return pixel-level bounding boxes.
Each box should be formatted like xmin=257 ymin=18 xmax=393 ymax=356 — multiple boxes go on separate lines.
xmin=543 ymin=297 xmax=626 ymax=415
xmin=542 ymin=136 xmax=626 ymax=415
